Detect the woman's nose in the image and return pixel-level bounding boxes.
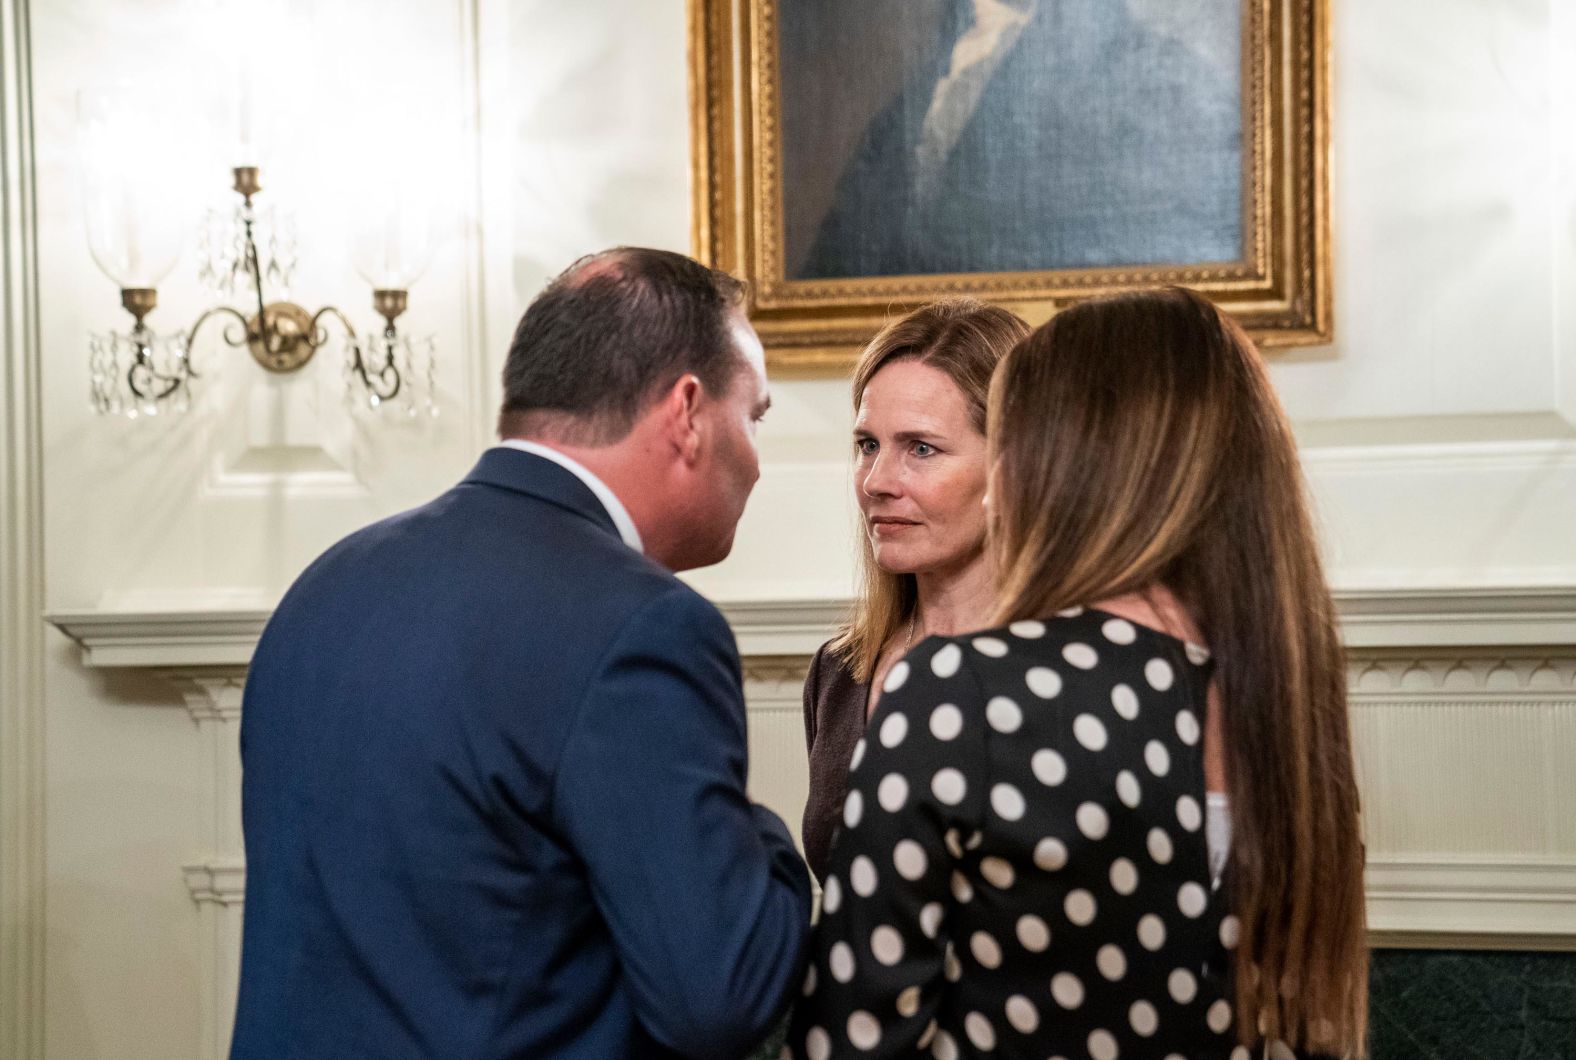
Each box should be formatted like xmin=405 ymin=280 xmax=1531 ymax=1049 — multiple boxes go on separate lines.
xmin=862 ymin=453 xmax=899 ymax=498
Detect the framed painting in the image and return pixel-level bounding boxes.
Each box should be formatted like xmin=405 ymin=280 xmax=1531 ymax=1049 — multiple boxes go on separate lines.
xmin=690 ymin=0 xmax=1330 ymax=369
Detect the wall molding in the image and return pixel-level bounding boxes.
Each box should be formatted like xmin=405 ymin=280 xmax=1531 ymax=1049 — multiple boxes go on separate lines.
xmin=0 ymin=0 xmax=45 ymax=1053
xmin=45 ymin=589 xmax=1576 ymax=950
xmin=45 ymin=586 xmax=1576 ymax=668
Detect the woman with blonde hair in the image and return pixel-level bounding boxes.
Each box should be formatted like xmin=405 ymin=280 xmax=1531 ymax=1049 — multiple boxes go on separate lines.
xmin=793 ymin=288 xmax=1366 ymax=1058
xmin=800 ymin=299 xmax=1030 ymax=885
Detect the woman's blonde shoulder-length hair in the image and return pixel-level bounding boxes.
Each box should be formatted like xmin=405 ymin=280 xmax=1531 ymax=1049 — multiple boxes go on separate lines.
xmin=988 ymin=287 xmax=1367 ymax=1056
xmin=827 ymin=298 xmax=1029 ymax=682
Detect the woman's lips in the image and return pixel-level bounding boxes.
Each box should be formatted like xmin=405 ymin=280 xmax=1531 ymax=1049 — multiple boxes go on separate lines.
xmin=869 ymin=517 xmax=920 ymax=534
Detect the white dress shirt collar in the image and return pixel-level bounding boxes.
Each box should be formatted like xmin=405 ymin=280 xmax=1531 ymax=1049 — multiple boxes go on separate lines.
xmin=493 ymin=440 xmax=644 ymax=553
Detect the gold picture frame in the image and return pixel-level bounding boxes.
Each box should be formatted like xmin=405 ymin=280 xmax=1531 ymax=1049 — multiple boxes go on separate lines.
xmin=690 ymin=0 xmax=1331 ymax=370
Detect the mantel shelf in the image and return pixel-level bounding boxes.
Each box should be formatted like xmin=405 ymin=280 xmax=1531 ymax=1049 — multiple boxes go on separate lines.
xmin=45 ymin=587 xmax=1576 ymax=671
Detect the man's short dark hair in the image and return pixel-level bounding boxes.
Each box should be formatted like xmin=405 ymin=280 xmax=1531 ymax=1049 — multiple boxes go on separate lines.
xmin=497 ymin=247 xmax=749 ymax=444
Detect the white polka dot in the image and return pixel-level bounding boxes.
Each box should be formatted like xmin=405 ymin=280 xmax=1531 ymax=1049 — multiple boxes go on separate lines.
xmin=844 ymin=790 xmax=864 ymax=829
xmin=1009 ymin=620 xmax=1046 ymax=639
xmin=1146 ymin=657 xmax=1175 ymax=690
xmin=1109 ymin=857 xmax=1139 ymax=895
xmin=1064 ymin=889 xmax=1097 ymax=926
xmin=1111 ymin=683 xmax=1140 ymax=720
xmin=1057 ymin=605 xmax=1085 ymax=617
xmin=1220 ymin=914 xmax=1242 ymax=949
xmin=1186 ymin=641 xmax=1212 ymax=665
xmin=972 ymin=636 xmax=1009 ymax=658
xmin=943 ymin=828 xmax=963 ymax=858
xmin=803 ymin=963 xmax=817 ymax=995
xmin=1102 ymin=618 xmax=1138 ymax=644
xmin=969 ymin=931 xmax=1002 ymax=969
xmin=1137 ymin=913 xmax=1167 ymax=951
xmin=1088 ymin=1028 xmax=1119 ymax=1060
xmin=1032 ymin=748 xmax=1067 ymax=786
xmin=931 ymin=768 xmax=967 ymax=806
xmin=980 ymin=856 xmax=1015 ymax=890
xmin=1025 ymin=666 xmax=1062 ymax=698
xmin=1033 ymin=837 xmax=1068 ymax=872
xmin=1231 ymin=1048 xmax=1252 ymax=1060
xmin=894 ymin=839 xmax=927 ymax=881
xmin=1016 ymin=913 xmax=1050 ymax=951
xmin=1096 ymin=943 xmax=1127 ymax=981
xmin=883 ymin=660 xmax=910 ymax=693
xmin=1168 ymin=967 xmax=1198 ymax=1003
xmin=1076 ymin=802 xmax=1109 ymax=840
xmin=822 ymin=875 xmax=842 ymax=913
xmin=985 ymin=695 xmax=1023 ymax=733
xmin=848 ymin=1010 xmax=882 ymax=1050
xmin=951 ymin=871 xmax=973 ymax=904
xmin=1177 ymin=794 xmax=1202 ymax=832
xmin=920 ymin=902 xmax=944 ymax=938
xmin=1207 ymin=999 xmax=1233 ymax=1033
xmin=932 ymin=1028 xmax=958 ymax=1060
xmin=1145 ymin=740 xmax=1171 ymax=776
xmin=1062 ymin=642 xmax=1099 ymax=669
xmin=991 ymin=783 xmax=1026 ymax=821
xmin=849 ymin=738 xmax=867 ymax=772
xmin=871 ymin=925 xmax=904 ymax=965
xmin=829 ymin=941 xmax=855 ymax=982
xmin=1116 ymin=770 xmax=1142 ymax=808
xmin=1051 ymin=971 xmax=1084 ymax=1009
xmin=929 ymin=704 xmax=963 ymax=741
xmin=1175 ymin=709 xmax=1200 ymax=746
xmin=964 ymin=831 xmax=983 ymax=850
xmin=879 ymin=711 xmax=909 ymax=748
xmin=1268 ymin=1041 xmax=1297 ymax=1060
xmin=964 ymin=1012 xmax=996 ymax=1051
xmin=851 ymin=856 xmax=878 ymax=896
xmin=930 ymin=643 xmax=963 ymax=678
xmin=805 ymin=1026 xmax=831 ymax=1060
xmin=1148 ymin=827 xmax=1174 ymax=864
xmin=896 ymin=985 xmax=922 ymax=1018
xmin=1074 ymin=714 xmax=1108 ymax=751
xmin=1005 ymin=994 xmax=1040 ymax=1034
xmin=943 ymin=944 xmax=962 ymax=982
xmin=1179 ymin=881 xmax=1208 ymax=918
xmin=877 ymin=773 xmax=909 ymax=813
xmin=1130 ymin=999 xmax=1159 ymax=1037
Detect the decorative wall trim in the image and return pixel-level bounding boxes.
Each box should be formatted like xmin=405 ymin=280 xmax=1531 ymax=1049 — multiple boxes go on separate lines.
xmin=0 ymin=0 xmax=45 ymax=1053
xmin=1367 ymin=858 xmax=1576 ymax=944
xmin=182 ymin=860 xmax=248 ymax=907
xmin=45 ymin=587 xmax=1576 ymax=668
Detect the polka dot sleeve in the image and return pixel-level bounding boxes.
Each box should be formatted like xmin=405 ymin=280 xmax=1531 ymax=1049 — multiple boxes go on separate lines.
xmin=789 ymin=636 xmax=989 ymax=1059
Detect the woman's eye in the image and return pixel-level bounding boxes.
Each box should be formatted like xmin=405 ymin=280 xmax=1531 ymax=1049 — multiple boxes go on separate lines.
xmin=913 ymin=441 xmax=936 ymax=457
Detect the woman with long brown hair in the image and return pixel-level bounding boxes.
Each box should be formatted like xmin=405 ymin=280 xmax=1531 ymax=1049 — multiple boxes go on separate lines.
xmin=800 ymin=299 xmax=1029 ymax=884
xmin=792 ymin=288 xmax=1366 ymax=1058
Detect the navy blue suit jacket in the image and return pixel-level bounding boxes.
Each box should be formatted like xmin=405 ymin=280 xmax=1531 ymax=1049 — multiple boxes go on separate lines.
xmin=231 ymin=448 xmax=812 ymax=1059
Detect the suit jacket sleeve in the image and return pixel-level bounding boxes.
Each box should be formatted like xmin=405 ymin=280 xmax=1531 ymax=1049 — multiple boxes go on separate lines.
xmin=552 ymin=584 xmax=812 ymax=1060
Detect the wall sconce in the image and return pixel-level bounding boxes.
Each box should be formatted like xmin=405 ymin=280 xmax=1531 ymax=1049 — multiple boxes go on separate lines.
xmin=78 ymin=86 xmax=438 ymax=419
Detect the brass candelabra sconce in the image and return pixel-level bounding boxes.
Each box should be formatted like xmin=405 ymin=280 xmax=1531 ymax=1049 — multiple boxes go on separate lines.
xmin=79 ymin=87 xmax=439 ymax=419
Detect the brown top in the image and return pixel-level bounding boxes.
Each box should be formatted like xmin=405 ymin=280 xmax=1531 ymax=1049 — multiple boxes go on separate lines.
xmin=800 ymin=640 xmax=871 ymax=884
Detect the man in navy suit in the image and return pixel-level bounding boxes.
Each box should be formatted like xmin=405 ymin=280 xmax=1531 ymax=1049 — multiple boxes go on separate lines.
xmin=231 ymin=248 xmax=812 ymax=1058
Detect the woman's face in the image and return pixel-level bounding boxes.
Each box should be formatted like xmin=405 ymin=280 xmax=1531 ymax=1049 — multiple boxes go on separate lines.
xmin=854 ymin=359 xmax=988 ymax=577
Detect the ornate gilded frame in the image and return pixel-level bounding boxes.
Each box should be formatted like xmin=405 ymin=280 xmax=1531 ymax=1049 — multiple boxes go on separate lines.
xmin=690 ymin=0 xmax=1331 ymax=370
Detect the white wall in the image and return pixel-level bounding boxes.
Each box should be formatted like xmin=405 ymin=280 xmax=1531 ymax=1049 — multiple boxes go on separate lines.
xmin=5 ymin=0 xmax=1575 ymax=1056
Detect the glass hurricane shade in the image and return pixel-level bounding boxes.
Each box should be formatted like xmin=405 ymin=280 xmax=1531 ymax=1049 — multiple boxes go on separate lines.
xmin=349 ymin=177 xmax=438 ymax=291
xmin=76 ymin=87 xmax=191 ymax=290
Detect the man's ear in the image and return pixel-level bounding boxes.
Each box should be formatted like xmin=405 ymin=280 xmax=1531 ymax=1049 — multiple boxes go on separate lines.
xmin=658 ymin=373 xmax=706 ymax=464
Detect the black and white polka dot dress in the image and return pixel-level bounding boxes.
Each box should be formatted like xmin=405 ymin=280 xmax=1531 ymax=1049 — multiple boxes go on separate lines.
xmin=789 ymin=607 xmax=1254 ymax=1060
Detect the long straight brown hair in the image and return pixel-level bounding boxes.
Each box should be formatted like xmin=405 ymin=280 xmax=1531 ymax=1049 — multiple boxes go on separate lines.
xmin=828 ymin=299 xmax=1029 ymax=681
xmin=987 ymin=288 xmax=1367 ymax=1055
